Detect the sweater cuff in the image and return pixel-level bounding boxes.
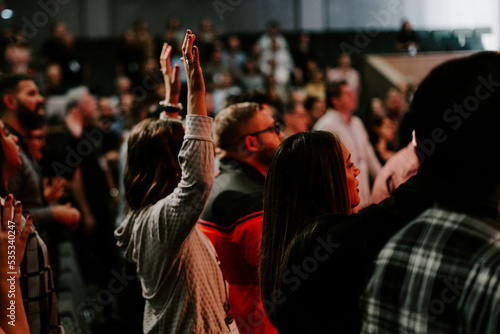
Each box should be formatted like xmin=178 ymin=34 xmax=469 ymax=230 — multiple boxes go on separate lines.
xmin=184 ymin=115 xmax=213 ymax=142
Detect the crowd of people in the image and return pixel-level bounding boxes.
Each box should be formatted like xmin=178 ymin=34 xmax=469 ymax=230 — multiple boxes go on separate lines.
xmin=0 ymin=14 xmax=499 ymax=334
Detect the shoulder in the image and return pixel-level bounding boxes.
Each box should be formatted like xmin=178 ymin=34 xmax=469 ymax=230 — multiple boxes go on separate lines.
xmin=313 ymin=110 xmax=340 ymax=130
xmin=351 ymin=115 xmax=366 ymax=128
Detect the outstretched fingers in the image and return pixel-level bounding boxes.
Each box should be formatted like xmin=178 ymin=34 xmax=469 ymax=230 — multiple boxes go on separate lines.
xmin=182 ymin=29 xmax=196 ymax=63
xmin=160 ymin=43 xmax=173 ymax=75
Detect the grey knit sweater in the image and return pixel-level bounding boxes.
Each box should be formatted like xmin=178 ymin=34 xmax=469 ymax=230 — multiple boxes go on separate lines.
xmin=115 ymin=116 xmax=228 ymax=333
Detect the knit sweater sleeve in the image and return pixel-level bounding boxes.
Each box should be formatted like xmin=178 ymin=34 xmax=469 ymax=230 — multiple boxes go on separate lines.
xmin=135 ymin=115 xmax=215 ymax=270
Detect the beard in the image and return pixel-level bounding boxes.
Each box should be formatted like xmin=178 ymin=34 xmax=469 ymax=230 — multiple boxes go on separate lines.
xmin=17 ymin=101 xmax=45 ymax=130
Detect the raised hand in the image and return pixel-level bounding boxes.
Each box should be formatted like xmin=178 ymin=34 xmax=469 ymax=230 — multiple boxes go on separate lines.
xmin=181 ymin=29 xmax=207 ymax=117
xmin=160 ymin=42 xmax=181 ymax=105
xmin=1 ymin=195 xmax=32 ymax=276
xmin=0 ymin=195 xmax=31 ymax=333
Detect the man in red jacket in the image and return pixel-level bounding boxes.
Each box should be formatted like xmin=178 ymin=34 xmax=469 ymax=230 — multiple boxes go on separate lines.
xmin=199 ymin=101 xmax=282 ymax=334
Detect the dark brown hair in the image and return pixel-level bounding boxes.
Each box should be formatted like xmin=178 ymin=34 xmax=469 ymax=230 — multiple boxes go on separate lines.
xmin=124 ymin=117 xmax=184 ymax=210
xmin=325 ymin=80 xmax=347 ymax=109
xmin=260 ymin=131 xmax=351 ymax=325
xmin=0 ymin=74 xmax=31 ymax=113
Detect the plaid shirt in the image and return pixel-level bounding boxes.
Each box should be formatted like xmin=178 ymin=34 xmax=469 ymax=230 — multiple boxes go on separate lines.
xmin=360 ymin=206 xmax=500 ymax=334
xmin=20 ymin=225 xmax=63 ymax=334
xmin=0 ymin=196 xmax=63 ymax=333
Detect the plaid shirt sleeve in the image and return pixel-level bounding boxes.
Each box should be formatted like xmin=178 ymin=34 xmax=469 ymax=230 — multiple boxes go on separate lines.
xmin=360 ymin=207 xmax=500 ymax=334
xmin=20 ymin=226 xmax=63 ymax=334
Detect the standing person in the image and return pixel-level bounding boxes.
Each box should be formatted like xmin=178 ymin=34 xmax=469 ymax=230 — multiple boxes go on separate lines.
xmin=115 ymin=30 xmax=235 ymax=334
xmin=291 ymin=31 xmax=318 ymax=85
xmin=0 ymin=73 xmax=80 ymax=280
xmin=40 ymin=21 xmax=83 ymax=88
xmin=360 ymin=51 xmax=500 ymax=334
xmin=45 ymin=85 xmax=118 ymax=297
xmin=257 ymin=21 xmax=289 ymax=54
xmin=0 ymin=118 xmax=63 ymax=333
xmin=0 ymin=74 xmax=80 ymax=232
xmin=260 ymin=131 xmax=360 ymax=332
xmin=4 ymin=28 xmax=31 ymax=74
xmin=314 ymin=81 xmax=381 ymax=210
xmin=384 ymin=87 xmax=408 ymax=150
xmin=326 ymin=53 xmax=361 ymax=100
xmin=367 ymin=113 xmax=396 ymax=165
xmin=395 ymin=19 xmax=420 ymax=53
xmin=221 ymin=35 xmax=248 ymax=86
xmin=199 ymin=101 xmax=283 ymax=334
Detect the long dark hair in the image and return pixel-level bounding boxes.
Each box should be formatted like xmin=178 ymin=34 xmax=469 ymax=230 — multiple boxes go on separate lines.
xmin=124 ymin=117 xmax=184 ymax=210
xmin=260 ymin=131 xmax=351 ymax=325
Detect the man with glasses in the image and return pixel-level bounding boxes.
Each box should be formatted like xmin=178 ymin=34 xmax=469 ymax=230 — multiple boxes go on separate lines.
xmin=199 ymin=102 xmax=281 ymax=334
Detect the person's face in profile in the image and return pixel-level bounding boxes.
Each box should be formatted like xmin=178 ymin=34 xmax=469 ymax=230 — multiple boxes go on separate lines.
xmin=0 ymin=121 xmax=22 ymax=175
xmin=341 ymin=142 xmax=360 ymax=208
xmin=244 ymin=110 xmax=283 ymax=165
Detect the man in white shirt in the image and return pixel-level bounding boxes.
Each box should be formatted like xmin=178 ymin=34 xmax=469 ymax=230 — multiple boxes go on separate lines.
xmin=314 ymin=81 xmax=381 ymax=210
xmin=327 ymin=53 xmax=361 ymax=100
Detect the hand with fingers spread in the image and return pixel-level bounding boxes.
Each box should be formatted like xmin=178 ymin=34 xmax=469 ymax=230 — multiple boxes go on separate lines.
xmin=1 ymin=195 xmax=32 ymax=273
xmin=160 ymin=42 xmax=181 ymax=106
xmin=181 ymin=29 xmax=207 ymax=116
xmin=0 ymin=194 xmax=32 ymax=333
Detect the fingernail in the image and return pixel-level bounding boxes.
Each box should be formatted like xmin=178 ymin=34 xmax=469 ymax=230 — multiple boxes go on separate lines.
xmin=27 ymin=215 xmax=32 ymax=220
xmin=5 ymin=194 xmax=12 ymax=201
xmin=15 ymin=201 xmax=21 ymax=208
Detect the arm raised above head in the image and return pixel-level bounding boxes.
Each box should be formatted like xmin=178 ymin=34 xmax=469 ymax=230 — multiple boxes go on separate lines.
xmin=181 ymin=29 xmax=207 ymax=117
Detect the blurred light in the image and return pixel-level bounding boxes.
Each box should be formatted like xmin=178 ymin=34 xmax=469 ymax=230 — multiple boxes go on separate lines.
xmin=481 ymin=34 xmax=497 ymax=51
xmin=1 ymin=9 xmax=13 ymax=19
xmin=69 ymin=60 xmax=81 ymax=73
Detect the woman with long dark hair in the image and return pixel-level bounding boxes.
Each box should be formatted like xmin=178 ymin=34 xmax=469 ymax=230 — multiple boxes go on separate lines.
xmin=260 ymin=130 xmax=360 ymax=332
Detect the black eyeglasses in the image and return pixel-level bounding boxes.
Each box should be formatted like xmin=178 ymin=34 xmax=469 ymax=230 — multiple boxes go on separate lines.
xmin=240 ymin=122 xmax=281 ymax=140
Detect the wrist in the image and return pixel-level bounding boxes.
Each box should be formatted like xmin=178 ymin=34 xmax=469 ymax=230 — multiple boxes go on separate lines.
xmin=159 ymin=101 xmax=183 ymax=113
xmin=168 ymin=96 xmax=180 ymax=105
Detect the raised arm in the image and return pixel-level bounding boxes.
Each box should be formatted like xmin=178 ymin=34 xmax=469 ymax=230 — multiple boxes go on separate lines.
xmin=182 ymin=29 xmax=207 ymax=117
xmin=139 ymin=30 xmax=214 ymax=258
xmin=159 ymin=42 xmax=182 ymax=119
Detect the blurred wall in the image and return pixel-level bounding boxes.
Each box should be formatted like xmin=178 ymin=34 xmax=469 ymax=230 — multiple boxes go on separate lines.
xmin=5 ymin=0 xmax=499 ymax=51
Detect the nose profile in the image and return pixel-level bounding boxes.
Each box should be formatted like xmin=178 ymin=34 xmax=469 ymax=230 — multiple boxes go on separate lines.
xmin=354 ymin=164 xmax=360 ymax=176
